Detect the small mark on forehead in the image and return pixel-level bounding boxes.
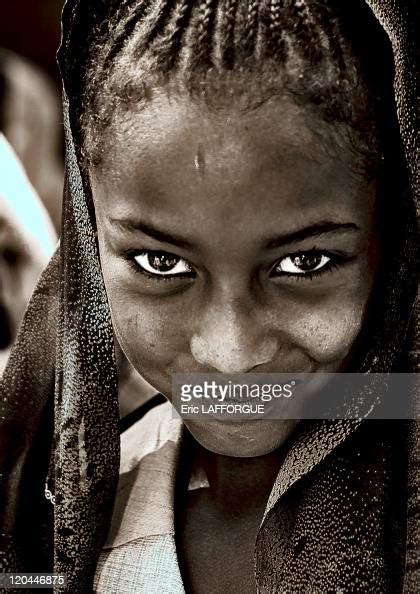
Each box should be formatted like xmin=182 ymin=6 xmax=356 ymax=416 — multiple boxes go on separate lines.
xmin=194 ymin=143 xmax=206 ymax=177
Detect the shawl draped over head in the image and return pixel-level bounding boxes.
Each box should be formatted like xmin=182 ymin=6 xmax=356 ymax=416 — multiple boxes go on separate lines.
xmin=0 ymin=0 xmax=418 ymax=592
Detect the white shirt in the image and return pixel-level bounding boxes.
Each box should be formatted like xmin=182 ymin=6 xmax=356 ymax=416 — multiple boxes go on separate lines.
xmin=94 ymin=401 xmax=208 ymax=593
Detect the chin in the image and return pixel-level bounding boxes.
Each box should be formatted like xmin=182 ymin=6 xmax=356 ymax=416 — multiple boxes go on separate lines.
xmin=184 ymin=418 xmax=299 ymax=458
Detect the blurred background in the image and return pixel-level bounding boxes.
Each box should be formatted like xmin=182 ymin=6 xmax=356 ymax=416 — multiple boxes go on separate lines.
xmin=2 ymin=1 xmax=64 ymax=87
xmin=1 ymin=2 xmax=64 ymax=374
xmin=0 ymin=2 xmax=154 ymax=418
xmin=1 ymin=0 xmax=65 ymax=227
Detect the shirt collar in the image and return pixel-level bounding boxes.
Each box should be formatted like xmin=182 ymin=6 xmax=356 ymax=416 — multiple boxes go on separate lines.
xmin=104 ymin=401 xmax=208 ymax=548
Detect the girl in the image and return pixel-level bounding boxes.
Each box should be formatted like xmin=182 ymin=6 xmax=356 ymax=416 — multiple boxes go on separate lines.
xmin=1 ymin=0 xmax=418 ymax=592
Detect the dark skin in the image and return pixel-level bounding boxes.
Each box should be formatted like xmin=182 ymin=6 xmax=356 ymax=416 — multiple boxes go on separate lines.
xmin=90 ymin=92 xmax=379 ymax=592
xmin=177 ymin=444 xmax=286 ymax=593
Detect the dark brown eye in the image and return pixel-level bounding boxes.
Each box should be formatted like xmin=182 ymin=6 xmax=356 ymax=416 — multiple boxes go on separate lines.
xmin=273 ymin=252 xmax=331 ymax=275
xmin=133 ymin=251 xmax=193 ymax=276
xmin=150 ymin=253 xmax=180 ymax=272
xmin=290 ymin=253 xmax=323 ymax=271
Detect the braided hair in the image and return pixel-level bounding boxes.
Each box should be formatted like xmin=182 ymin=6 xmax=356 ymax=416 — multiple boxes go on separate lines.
xmin=76 ymin=0 xmax=396 ymax=176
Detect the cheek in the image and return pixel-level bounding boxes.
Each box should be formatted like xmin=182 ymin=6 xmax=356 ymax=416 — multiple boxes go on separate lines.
xmin=101 ymin=272 xmax=190 ymax=391
xmin=296 ymin=305 xmax=363 ymax=362
xmin=283 ymin=287 xmax=370 ymax=365
xmin=95 ymin=230 xmax=193 ymax=392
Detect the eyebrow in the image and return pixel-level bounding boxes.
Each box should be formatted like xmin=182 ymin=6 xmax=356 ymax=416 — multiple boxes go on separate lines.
xmin=264 ymin=221 xmax=359 ymax=249
xmin=109 ymin=217 xmax=194 ymax=249
xmin=109 ymin=217 xmax=359 ymax=250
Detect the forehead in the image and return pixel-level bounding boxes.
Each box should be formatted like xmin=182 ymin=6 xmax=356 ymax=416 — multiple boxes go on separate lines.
xmin=91 ymin=93 xmax=374 ymax=236
xmin=98 ymin=92 xmax=354 ymax=173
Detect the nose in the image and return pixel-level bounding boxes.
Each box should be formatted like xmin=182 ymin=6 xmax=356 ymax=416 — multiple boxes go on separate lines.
xmin=190 ymin=299 xmax=279 ymax=373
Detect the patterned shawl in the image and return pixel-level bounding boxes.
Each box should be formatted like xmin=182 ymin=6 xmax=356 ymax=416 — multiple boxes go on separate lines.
xmin=0 ymin=1 xmax=418 ymax=592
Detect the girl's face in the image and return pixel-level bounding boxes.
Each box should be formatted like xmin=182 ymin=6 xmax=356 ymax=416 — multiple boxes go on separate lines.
xmin=91 ymin=93 xmax=379 ymax=457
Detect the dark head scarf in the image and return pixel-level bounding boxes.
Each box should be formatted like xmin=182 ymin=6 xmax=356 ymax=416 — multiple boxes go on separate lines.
xmin=0 ymin=1 xmax=418 ymax=592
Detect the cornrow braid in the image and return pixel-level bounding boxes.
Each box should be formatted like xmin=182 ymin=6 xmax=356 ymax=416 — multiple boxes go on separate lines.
xmin=289 ymin=0 xmax=325 ymax=64
xmin=126 ymin=0 xmax=178 ymax=61
xmin=78 ymin=0 xmax=393 ymax=175
xmin=309 ymin=2 xmax=350 ymax=83
xmin=188 ymin=0 xmax=218 ymax=69
xmin=271 ymin=0 xmax=287 ymax=58
xmin=100 ymin=0 xmax=154 ymax=76
xmin=242 ymin=0 xmax=259 ymax=59
xmin=217 ymin=0 xmax=239 ymax=69
xmin=147 ymin=0 xmax=194 ymax=72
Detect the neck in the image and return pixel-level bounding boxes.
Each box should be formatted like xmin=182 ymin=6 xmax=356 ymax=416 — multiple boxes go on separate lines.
xmin=194 ymin=443 xmax=285 ymax=518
